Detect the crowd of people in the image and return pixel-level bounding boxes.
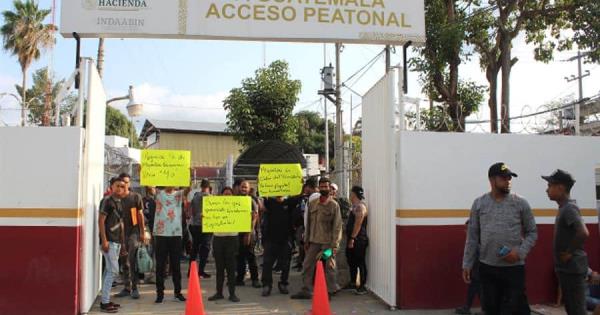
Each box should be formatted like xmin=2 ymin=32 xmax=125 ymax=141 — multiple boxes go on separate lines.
xmin=98 ymin=161 xmax=595 ymax=314
xmin=459 ymin=162 xmax=590 ymax=315
xmin=97 ymin=173 xmax=369 ymax=313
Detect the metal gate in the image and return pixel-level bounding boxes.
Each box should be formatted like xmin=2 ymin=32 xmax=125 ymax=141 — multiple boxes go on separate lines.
xmin=361 ymin=67 xmax=402 ymax=307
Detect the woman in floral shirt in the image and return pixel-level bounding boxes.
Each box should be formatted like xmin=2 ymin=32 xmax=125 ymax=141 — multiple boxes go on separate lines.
xmin=153 ymin=187 xmax=186 ymax=303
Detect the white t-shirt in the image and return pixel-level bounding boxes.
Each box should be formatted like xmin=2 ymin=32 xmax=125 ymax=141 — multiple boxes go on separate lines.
xmin=304 ymin=192 xmax=321 ymax=228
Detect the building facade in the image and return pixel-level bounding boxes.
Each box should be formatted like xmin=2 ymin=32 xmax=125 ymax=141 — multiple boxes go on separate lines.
xmin=139 ymin=119 xmax=243 ymax=169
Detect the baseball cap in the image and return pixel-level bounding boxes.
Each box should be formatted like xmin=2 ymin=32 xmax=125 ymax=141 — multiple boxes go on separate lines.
xmin=488 ymin=162 xmax=518 ymax=178
xmin=541 ymin=169 xmax=575 ymax=187
xmin=330 ymin=183 xmax=338 ymax=191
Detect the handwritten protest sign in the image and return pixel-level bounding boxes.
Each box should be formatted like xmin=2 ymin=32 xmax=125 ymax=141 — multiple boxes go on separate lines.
xmin=140 ymin=150 xmax=190 ymax=187
xmin=202 ymin=196 xmax=252 ymax=233
xmin=258 ymin=164 xmax=303 ymax=197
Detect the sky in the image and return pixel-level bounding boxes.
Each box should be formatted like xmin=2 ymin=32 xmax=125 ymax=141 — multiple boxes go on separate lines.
xmin=1 ymin=0 xmax=599 ymax=134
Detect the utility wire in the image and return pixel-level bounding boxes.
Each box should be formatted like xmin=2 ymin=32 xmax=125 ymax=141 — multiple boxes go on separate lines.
xmin=466 ymin=94 xmax=599 ymax=124
xmin=342 ymin=49 xmax=385 ymax=87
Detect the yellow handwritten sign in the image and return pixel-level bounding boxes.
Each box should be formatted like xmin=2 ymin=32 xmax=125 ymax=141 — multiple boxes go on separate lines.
xmin=202 ymin=196 xmax=252 ymax=233
xmin=140 ymin=150 xmax=191 ymax=187
xmin=258 ymin=164 xmax=303 ymax=197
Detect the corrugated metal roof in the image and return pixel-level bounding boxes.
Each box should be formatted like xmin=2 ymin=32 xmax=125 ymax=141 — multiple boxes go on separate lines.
xmin=147 ymin=119 xmax=228 ymax=133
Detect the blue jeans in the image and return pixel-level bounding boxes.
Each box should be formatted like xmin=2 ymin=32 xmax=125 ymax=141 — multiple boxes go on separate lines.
xmin=102 ymin=242 xmax=121 ymax=304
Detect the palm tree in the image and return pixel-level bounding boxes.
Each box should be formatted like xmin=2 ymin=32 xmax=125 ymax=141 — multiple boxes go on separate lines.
xmin=1 ymin=0 xmax=55 ymax=126
xmin=97 ymin=38 xmax=105 ymax=78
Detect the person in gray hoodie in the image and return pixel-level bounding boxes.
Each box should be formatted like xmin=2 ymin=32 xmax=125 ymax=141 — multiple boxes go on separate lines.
xmin=462 ymin=162 xmax=538 ymax=315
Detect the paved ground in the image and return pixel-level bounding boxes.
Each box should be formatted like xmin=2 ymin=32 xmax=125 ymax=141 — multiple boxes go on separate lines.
xmin=87 ymin=259 xmax=569 ymax=315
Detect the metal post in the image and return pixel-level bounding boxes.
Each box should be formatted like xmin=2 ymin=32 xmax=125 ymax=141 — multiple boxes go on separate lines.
xmin=73 ymin=32 xmax=81 ymax=89
xmin=75 ymin=59 xmax=86 ymax=127
xmin=323 ymin=43 xmax=329 ymax=175
xmin=402 ymin=41 xmax=412 ymax=94
xmin=335 ymin=42 xmax=344 ymax=193
xmin=349 ymin=94 xmax=353 ymax=187
xmin=564 ymin=50 xmax=590 ymax=136
xmin=385 ymin=45 xmax=391 ymax=73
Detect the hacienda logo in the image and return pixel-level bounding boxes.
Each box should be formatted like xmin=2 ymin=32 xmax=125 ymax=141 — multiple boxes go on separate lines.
xmin=83 ymin=0 xmax=149 ymax=10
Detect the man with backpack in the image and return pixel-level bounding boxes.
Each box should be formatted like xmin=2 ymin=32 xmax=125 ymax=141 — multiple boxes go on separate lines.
xmin=98 ymin=177 xmax=127 ymax=313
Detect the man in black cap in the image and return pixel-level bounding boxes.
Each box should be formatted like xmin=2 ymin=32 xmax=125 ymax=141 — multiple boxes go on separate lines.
xmin=543 ymin=169 xmax=589 ymax=315
xmin=189 ymin=179 xmax=213 ymax=278
xmin=462 ymin=162 xmax=538 ymax=315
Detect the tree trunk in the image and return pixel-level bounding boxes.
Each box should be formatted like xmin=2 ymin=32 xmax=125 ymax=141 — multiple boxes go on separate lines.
xmin=448 ymin=103 xmax=466 ymax=132
xmin=21 ymin=68 xmax=27 ymax=127
xmin=447 ymin=0 xmax=462 ymax=132
xmin=500 ymin=36 xmax=512 ymax=133
xmin=486 ymin=66 xmax=499 ymax=133
xmin=97 ymin=38 xmax=105 ymax=78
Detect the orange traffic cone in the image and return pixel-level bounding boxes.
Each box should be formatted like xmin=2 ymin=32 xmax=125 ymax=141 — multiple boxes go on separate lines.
xmin=308 ymin=261 xmax=332 ymax=315
xmin=185 ymin=261 xmax=205 ymax=315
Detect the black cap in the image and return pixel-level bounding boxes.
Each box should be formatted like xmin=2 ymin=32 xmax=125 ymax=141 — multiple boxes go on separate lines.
xmin=488 ymin=162 xmax=518 ymax=178
xmin=542 ymin=169 xmax=575 ymax=187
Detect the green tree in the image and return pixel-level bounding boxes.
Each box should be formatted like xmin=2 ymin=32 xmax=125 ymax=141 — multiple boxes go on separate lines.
xmin=524 ymin=0 xmax=600 ymax=63
xmin=1 ymin=0 xmax=55 ymax=126
xmin=15 ymin=67 xmax=76 ymax=126
xmin=411 ymin=0 xmax=485 ymax=131
xmin=465 ymin=0 xmax=593 ymax=133
xmin=294 ymin=110 xmax=334 ymax=163
xmin=406 ymin=106 xmax=454 ymax=131
xmin=223 ymin=60 xmax=301 ymax=148
xmin=106 ymin=106 xmax=140 ymax=148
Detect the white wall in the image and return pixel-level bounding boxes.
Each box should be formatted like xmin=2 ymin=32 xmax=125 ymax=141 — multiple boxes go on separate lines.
xmin=0 ymin=127 xmax=83 ymax=211
xmin=396 ymin=131 xmax=600 ymax=224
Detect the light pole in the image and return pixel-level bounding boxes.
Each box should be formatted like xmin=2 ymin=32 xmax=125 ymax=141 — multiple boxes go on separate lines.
xmin=106 ymin=85 xmax=143 ymax=147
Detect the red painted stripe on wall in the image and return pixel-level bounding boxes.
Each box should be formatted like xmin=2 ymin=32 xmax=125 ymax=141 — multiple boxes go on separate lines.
xmin=396 ymin=208 xmax=597 ymax=218
xmin=396 ymin=224 xmax=600 ymax=309
xmin=0 ymin=226 xmax=80 ymax=315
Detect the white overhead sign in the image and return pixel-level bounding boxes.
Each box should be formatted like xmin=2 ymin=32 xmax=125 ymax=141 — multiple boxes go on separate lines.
xmin=61 ymin=0 xmax=425 ymax=45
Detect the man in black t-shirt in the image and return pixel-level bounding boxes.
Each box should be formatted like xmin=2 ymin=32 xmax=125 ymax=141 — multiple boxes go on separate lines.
xmin=115 ymin=173 xmax=146 ymax=300
xmin=143 ymin=186 xmax=157 ymax=233
xmin=544 ymin=169 xmax=589 ymax=315
xmin=99 ymin=177 xmax=127 ymax=313
xmin=261 ymin=196 xmax=295 ymax=296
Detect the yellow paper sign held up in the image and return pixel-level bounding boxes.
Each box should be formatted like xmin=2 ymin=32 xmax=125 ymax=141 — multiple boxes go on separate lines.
xmin=140 ymin=150 xmax=191 ymax=187
xmin=202 ymin=196 xmax=252 ymax=233
xmin=258 ymin=163 xmax=303 ymax=197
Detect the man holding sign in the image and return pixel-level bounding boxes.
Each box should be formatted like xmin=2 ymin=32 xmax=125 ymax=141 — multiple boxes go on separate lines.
xmin=153 ymin=187 xmax=186 ymax=304
xmin=261 ymin=196 xmax=295 ymax=296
